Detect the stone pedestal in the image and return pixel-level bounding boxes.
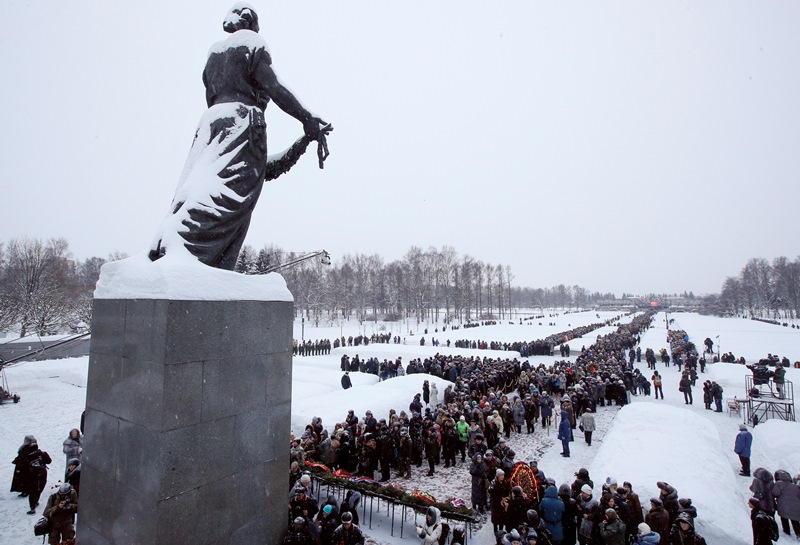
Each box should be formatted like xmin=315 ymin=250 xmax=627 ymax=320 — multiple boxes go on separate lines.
xmin=80 ymin=299 xmax=292 ymax=545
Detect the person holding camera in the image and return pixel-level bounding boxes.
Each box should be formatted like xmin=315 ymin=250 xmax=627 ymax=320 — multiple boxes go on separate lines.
xmin=43 ymin=483 xmax=78 ymax=545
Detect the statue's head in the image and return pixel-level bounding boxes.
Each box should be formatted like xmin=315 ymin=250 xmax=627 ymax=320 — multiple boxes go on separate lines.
xmin=223 ymin=3 xmax=259 ymax=33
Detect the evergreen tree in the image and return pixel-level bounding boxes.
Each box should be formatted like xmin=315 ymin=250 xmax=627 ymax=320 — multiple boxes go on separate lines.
xmin=234 ymin=245 xmax=255 ymax=274
xmin=254 ymin=248 xmax=271 ymax=274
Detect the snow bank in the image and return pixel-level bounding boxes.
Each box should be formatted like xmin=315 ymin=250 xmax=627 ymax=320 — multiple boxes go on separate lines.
xmin=590 ymin=403 xmax=751 ymax=543
xmin=751 ymin=419 xmax=800 ymax=477
xmin=291 ymin=370 xmax=452 ymax=437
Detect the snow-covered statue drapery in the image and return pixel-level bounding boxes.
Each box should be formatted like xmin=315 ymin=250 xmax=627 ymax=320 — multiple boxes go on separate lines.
xmin=149 ymin=3 xmax=331 ymax=270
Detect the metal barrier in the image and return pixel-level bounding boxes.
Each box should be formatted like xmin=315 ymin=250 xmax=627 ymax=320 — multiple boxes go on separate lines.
xmin=309 ymin=474 xmax=478 ymax=543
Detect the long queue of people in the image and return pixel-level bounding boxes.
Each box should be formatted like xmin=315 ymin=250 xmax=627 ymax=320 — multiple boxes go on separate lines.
xmin=285 ymin=313 xmax=659 ymax=544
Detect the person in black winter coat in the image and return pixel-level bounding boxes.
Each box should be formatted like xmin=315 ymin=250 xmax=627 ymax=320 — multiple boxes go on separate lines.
xmin=66 ymin=458 xmax=81 ymax=497
xmin=26 ymin=442 xmax=52 ymax=514
xmin=316 ymin=505 xmax=339 ymax=545
xmin=559 ymin=483 xmax=579 ymax=545
xmin=669 ymin=512 xmax=707 ymax=545
xmin=341 ymin=372 xmax=352 ymax=389
xmin=571 ymin=468 xmax=594 ymax=500
xmin=331 ymin=512 xmax=365 ymax=545
xmin=11 ymin=435 xmax=38 ymax=497
xmin=656 ymin=481 xmax=679 ymax=521
xmin=284 ymin=517 xmax=318 ymax=545
xmin=750 ymin=468 xmax=776 ymax=516
xmin=749 ymin=498 xmax=779 ymax=545
xmin=525 ymin=510 xmax=555 ymax=545
xmin=507 ymin=485 xmax=531 ymax=533
xmin=470 ymin=454 xmax=488 ymax=513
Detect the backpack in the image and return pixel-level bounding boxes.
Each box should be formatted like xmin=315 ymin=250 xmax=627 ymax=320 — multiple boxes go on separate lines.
xmin=438 ymin=522 xmax=450 ymax=545
xmin=33 ymin=516 xmax=51 ymax=536
xmin=768 ymin=513 xmax=780 ymax=542
xmin=30 ymin=459 xmax=47 ymax=478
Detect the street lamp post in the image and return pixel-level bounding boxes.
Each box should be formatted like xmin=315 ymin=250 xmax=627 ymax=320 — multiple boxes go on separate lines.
xmin=301 ymin=316 xmax=305 ymax=343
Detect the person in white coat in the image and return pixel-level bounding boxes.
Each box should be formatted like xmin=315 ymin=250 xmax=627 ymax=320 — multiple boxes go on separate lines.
xmin=416 ymin=506 xmax=443 ymax=545
xmin=579 ymin=409 xmax=596 ymax=446
xmin=430 ymin=383 xmax=439 ymax=408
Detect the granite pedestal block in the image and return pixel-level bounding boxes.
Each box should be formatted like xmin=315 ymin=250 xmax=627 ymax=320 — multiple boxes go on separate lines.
xmin=81 ymin=299 xmax=292 ymax=545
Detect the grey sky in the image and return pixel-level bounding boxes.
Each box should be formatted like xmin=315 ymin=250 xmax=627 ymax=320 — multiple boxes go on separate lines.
xmin=1 ymin=1 xmax=798 ymax=296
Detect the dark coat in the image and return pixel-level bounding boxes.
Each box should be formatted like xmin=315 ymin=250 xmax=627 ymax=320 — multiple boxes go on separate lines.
xmin=751 ymin=468 xmax=776 ymax=513
xmin=644 ymin=506 xmax=670 ymax=538
xmin=11 ymin=441 xmax=37 ymax=493
xmin=598 ymin=517 xmax=626 ymax=545
xmin=657 ymin=482 xmax=679 ymax=519
xmin=751 ymin=508 xmax=778 ymax=545
xmin=27 ymin=448 xmax=52 ymax=495
xmin=772 ymin=469 xmax=800 ymax=521
xmin=668 ymin=519 xmax=707 ymax=545
xmin=44 ymin=488 xmax=79 ymax=524
xmin=469 ymin=458 xmax=488 ymax=506
xmin=489 ymin=477 xmax=511 ymax=525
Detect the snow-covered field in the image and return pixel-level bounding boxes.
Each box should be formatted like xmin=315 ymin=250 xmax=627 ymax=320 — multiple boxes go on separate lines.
xmin=2 ymin=310 xmax=799 ymax=544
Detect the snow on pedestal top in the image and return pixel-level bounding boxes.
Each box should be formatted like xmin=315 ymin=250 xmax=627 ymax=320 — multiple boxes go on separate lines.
xmin=94 ymin=252 xmax=293 ymax=301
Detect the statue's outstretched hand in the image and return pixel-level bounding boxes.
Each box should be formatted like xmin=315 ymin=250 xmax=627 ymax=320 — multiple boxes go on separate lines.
xmin=312 ymin=119 xmax=333 ymax=169
xmin=303 ymin=116 xmax=326 ymax=140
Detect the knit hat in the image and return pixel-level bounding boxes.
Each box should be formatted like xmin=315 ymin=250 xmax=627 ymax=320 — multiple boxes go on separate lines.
xmin=68 ymin=458 xmax=81 ymax=467
xmin=581 ymin=484 xmax=593 ymax=495
xmin=58 ymin=483 xmax=72 ymax=495
xmin=638 ymin=523 xmax=652 ymax=535
xmin=300 ymin=474 xmax=311 ymax=485
xmin=341 ymin=512 xmax=353 ymax=523
xmin=739 ymin=423 xmax=747 ymax=430
xmin=323 ymin=504 xmax=333 ymax=515
xmin=496 ymin=469 xmax=505 ymax=476
xmin=748 ymin=497 xmax=761 ymax=509
xmin=650 ymin=497 xmax=663 ymax=507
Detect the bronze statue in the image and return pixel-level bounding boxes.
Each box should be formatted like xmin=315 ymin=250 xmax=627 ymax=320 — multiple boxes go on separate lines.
xmin=149 ymin=3 xmax=331 ymax=270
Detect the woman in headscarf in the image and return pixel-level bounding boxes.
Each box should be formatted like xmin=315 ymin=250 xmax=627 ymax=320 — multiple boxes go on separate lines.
xmin=62 ymin=428 xmax=82 ymax=479
xmin=11 ymin=435 xmax=37 ymax=496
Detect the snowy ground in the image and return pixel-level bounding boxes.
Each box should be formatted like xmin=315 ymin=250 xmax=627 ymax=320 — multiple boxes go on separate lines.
xmin=2 ymin=310 xmax=799 ymax=544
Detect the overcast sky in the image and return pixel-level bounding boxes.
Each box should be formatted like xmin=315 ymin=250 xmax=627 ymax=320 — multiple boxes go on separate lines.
xmin=1 ymin=1 xmax=798 ymax=296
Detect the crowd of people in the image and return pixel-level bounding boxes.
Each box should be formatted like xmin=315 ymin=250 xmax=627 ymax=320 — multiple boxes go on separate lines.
xmin=286 ymin=313 xmax=667 ymax=544
xmin=285 ymin=310 xmax=800 ymax=545
xmin=10 ymin=427 xmax=82 ymax=545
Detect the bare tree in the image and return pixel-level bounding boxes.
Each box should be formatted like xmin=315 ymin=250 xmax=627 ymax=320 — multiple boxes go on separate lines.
xmin=4 ymin=237 xmax=74 ymax=336
xmin=741 ymin=258 xmax=773 ymax=317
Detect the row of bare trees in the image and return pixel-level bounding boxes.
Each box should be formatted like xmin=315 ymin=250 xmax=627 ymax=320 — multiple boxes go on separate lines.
xmin=0 ymin=237 xmax=615 ymax=336
xmin=0 ymin=238 xmax=122 ymax=337
xmin=707 ymin=256 xmax=800 ymax=320
xmin=235 ymin=244 xmax=611 ymax=327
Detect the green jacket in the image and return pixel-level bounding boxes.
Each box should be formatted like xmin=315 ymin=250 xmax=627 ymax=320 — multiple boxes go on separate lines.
xmin=457 ymin=421 xmax=470 ymax=442
xmin=598 ymin=517 xmax=626 ymax=545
